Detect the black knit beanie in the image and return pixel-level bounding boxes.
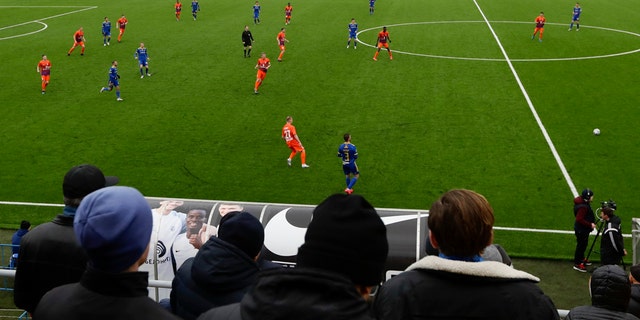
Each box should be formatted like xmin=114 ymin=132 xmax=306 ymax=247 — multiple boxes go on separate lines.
xmin=297 ymin=194 xmax=388 ymax=286
xmin=218 ymin=211 xmax=265 ymax=259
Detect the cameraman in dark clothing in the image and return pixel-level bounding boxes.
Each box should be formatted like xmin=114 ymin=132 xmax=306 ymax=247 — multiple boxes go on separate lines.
xmin=574 ymin=188 xmax=596 ymax=272
xmin=600 ymin=201 xmax=627 ymax=265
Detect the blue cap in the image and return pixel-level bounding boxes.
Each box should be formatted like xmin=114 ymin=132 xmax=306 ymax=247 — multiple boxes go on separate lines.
xmin=74 ymin=186 xmax=152 ymax=273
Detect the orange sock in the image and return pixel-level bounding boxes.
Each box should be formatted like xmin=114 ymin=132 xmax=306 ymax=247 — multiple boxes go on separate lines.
xmin=300 ymin=151 xmax=306 ymax=164
xmin=289 ymin=151 xmax=297 ymax=160
xmin=41 ymin=82 xmax=46 ymax=90
xmin=278 ymin=52 xmax=283 ymax=60
xmin=373 ymin=51 xmax=379 ymax=59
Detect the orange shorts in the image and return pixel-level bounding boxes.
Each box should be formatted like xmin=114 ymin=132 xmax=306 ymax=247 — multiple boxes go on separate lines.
xmin=73 ymin=41 xmax=84 ymax=47
xmin=41 ymin=75 xmax=50 ymax=82
xmin=256 ymin=69 xmax=267 ymax=80
xmin=377 ymin=42 xmax=389 ymax=49
xmin=287 ymin=141 xmax=303 ymax=152
xmin=279 ymin=44 xmax=286 ymax=51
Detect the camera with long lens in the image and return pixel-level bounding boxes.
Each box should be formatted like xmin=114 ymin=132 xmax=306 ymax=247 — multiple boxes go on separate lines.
xmin=600 ymin=199 xmax=617 ymax=211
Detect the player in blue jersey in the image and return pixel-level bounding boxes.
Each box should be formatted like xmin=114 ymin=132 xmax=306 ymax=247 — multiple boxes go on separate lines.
xmin=338 ymin=133 xmax=359 ymax=195
xmin=347 ymin=18 xmax=358 ymax=49
xmin=100 ymin=61 xmax=123 ymax=101
xmin=569 ymin=3 xmax=582 ymax=31
xmin=369 ymin=0 xmax=376 ymax=15
xmin=101 ymin=17 xmax=111 ymax=46
xmin=253 ymin=1 xmax=261 ymax=24
xmin=134 ymin=42 xmax=151 ymax=78
xmin=191 ymin=0 xmax=200 ymax=20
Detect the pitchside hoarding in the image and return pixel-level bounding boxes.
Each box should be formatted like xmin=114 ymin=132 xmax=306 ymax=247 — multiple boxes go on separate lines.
xmin=142 ymin=197 xmax=429 ymax=300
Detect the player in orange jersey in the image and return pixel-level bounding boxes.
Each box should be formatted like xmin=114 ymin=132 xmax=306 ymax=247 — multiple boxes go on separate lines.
xmin=373 ymin=26 xmax=392 ymax=61
xmin=117 ymin=15 xmax=128 ymax=42
xmin=276 ymin=28 xmax=289 ymax=62
xmin=254 ymin=52 xmax=271 ymax=94
xmin=284 ymin=3 xmax=293 ymax=25
xmin=532 ymin=12 xmax=546 ymax=42
xmin=282 ymin=116 xmax=309 ymax=168
xmin=37 ymin=55 xmax=51 ymax=94
xmin=175 ymin=1 xmax=183 ymax=21
xmin=67 ymin=27 xmax=85 ymax=56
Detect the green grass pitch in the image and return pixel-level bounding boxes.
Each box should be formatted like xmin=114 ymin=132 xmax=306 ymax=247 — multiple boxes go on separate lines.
xmin=0 ymin=0 xmax=639 ymax=260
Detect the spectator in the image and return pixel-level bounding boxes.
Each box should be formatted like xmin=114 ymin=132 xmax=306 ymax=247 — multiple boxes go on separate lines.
xmin=627 ymin=265 xmax=640 ymax=318
xmin=373 ymin=189 xmax=559 ymax=320
xmin=34 ymin=186 xmax=180 ymax=320
xmin=9 ymin=220 xmax=30 ymax=268
xmin=14 ymin=164 xmax=117 ymax=314
xmin=600 ymin=205 xmax=626 ymax=265
xmin=171 ymin=211 xmax=265 ymax=320
xmin=566 ymin=265 xmax=639 ymax=319
xmin=197 ymin=193 xmax=388 ymax=320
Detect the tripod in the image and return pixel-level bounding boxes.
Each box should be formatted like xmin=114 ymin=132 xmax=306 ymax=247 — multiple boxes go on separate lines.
xmin=585 ymin=208 xmax=605 ymax=262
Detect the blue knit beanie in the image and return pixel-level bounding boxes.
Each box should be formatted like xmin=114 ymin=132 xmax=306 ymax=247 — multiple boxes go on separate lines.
xmin=74 ymin=186 xmax=152 ymax=273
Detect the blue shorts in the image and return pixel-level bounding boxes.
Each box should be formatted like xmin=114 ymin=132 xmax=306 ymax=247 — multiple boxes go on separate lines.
xmin=349 ymin=32 xmax=357 ymax=39
xmin=110 ymin=79 xmax=119 ymax=87
xmin=342 ymin=163 xmax=359 ymax=175
xmin=102 ymin=31 xmax=111 ymax=37
xmin=254 ymin=13 xmax=259 ymax=19
xmin=572 ymin=14 xmax=580 ymax=21
xmin=138 ymin=59 xmax=148 ymax=66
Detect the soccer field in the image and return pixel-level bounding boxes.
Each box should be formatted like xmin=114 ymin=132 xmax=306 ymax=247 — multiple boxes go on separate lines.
xmin=1 ymin=0 xmax=639 ymax=259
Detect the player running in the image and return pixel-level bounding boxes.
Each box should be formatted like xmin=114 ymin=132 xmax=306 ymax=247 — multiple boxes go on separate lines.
xmin=284 ymin=3 xmax=293 ymax=25
xmin=338 ymin=133 xmax=359 ymax=194
xmin=37 ymin=55 xmax=51 ymax=94
xmin=242 ymin=25 xmax=254 ymax=58
xmin=253 ymin=1 xmax=261 ymax=24
xmin=373 ymin=26 xmax=392 ymax=61
xmin=102 ymin=17 xmax=111 ymax=46
xmin=569 ymin=3 xmax=581 ymax=31
xmin=277 ymin=28 xmax=288 ymax=62
xmin=282 ymin=116 xmax=309 ymax=168
xmin=369 ymin=0 xmax=376 ymax=15
xmin=175 ymin=1 xmax=183 ymax=21
xmin=100 ymin=61 xmax=123 ymax=101
xmin=135 ymin=42 xmax=151 ymax=78
xmin=531 ymin=12 xmax=546 ymax=42
xmin=347 ymin=18 xmax=358 ymax=49
xmin=191 ymin=0 xmax=200 ymax=20
xmin=254 ymin=52 xmax=270 ymax=94
xmin=67 ymin=27 xmax=85 ymax=56
xmin=117 ymin=15 xmax=128 ymax=42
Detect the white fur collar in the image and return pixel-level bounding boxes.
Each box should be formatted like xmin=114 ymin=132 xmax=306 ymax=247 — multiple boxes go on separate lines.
xmin=406 ymin=255 xmax=540 ymax=282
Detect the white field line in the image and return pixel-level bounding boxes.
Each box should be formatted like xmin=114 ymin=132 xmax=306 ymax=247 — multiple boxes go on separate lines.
xmin=472 ymin=0 xmax=579 ymax=198
xmin=0 ymin=6 xmax=97 ymax=32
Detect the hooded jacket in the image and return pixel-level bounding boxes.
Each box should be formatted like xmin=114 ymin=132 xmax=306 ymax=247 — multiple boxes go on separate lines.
xmin=574 ymin=196 xmax=595 ymax=233
xmin=628 ymin=284 xmax=640 ymax=318
xmin=171 ymin=236 xmax=260 ymax=320
xmin=197 ymin=267 xmax=374 ymax=320
xmin=600 ymin=214 xmax=625 ymax=265
xmin=567 ymin=265 xmax=639 ymax=320
xmin=373 ymin=255 xmax=560 ymax=320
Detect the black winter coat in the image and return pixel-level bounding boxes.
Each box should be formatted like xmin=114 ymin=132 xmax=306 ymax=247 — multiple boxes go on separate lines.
xmin=628 ymin=284 xmax=640 ymax=318
xmin=197 ymin=268 xmax=374 ymax=320
xmin=171 ymin=236 xmax=260 ymax=320
xmin=34 ymin=267 xmax=180 ymax=320
xmin=600 ymin=214 xmax=625 ymax=265
xmin=13 ymin=213 xmax=88 ymax=313
xmin=373 ymin=255 xmax=560 ymax=320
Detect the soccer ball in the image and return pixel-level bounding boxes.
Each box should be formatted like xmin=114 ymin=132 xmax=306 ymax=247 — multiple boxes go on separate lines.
xmin=593 ymin=128 xmax=601 ymax=136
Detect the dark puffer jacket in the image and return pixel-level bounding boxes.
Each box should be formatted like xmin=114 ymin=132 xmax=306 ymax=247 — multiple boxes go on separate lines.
xmin=171 ymin=236 xmax=260 ymax=320
xmin=197 ymin=268 xmax=374 ymax=320
xmin=567 ymin=265 xmax=639 ymax=320
xmin=628 ymin=284 xmax=640 ymax=318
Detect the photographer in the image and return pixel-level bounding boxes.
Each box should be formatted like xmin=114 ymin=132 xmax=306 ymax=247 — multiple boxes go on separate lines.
xmin=600 ymin=201 xmax=627 ymax=266
xmin=574 ymin=189 xmax=596 ymax=272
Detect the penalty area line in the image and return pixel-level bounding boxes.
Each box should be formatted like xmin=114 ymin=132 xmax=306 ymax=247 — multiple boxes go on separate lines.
xmin=0 ymin=6 xmax=97 ymax=32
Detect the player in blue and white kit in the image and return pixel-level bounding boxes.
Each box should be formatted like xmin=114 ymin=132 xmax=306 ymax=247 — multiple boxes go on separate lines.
xmin=569 ymin=2 xmax=582 ymax=31
xmin=101 ymin=17 xmax=111 ymax=46
xmin=253 ymin=1 xmax=261 ymax=24
xmin=369 ymin=0 xmax=376 ymax=15
xmin=347 ymin=18 xmax=358 ymax=49
xmin=134 ymin=42 xmax=151 ymax=78
xmin=338 ymin=133 xmax=359 ymax=194
xmin=100 ymin=61 xmax=123 ymax=101
xmin=191 ymin=0 xmax=200 ymax=20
